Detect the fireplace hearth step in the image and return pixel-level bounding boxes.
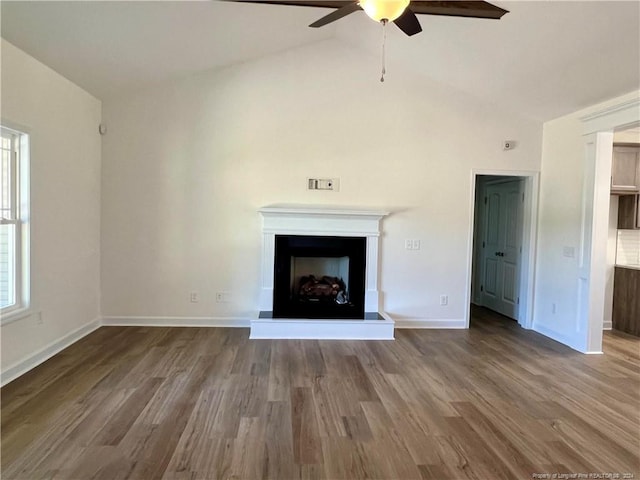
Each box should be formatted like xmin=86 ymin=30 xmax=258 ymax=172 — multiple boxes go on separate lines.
xmin=250 ymin=312 xmax=394 ymax=340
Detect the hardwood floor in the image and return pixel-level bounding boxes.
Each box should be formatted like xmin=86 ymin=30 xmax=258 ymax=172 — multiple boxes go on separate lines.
xmin=2 ymin=308 xmax=639 ymax=479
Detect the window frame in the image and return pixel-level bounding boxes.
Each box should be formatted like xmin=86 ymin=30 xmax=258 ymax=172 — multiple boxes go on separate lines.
xmin=1 ymin=124 xmax=30 ymax=323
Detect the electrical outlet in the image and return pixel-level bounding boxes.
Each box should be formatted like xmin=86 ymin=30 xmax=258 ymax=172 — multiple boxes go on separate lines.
xmin=216 ymin=292 xmax=230 ymax=303
xmin=190 ymin=292 xmax=199 ymax=303
xmin=405 ymin=239 xmax=420 ymax=250
xmin=440 ymin=295 xmax=448 ymax=306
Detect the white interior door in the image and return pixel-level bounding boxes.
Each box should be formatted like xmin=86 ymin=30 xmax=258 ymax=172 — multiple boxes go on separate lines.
xmin=480 ymin=180 xmax=524 ymax=320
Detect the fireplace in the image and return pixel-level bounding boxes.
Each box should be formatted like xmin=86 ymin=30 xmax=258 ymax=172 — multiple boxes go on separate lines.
xmin=273 ymin=235 xmax=366 ymax=319
xmin=253 ymin=205 xmax=393 ymax=339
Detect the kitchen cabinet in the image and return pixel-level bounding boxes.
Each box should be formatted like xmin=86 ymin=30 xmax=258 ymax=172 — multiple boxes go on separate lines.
xmin=617 ymin=194 xmax=640 ymax=229
xmin=612 ymin=266 xmax=640 ymax=337
xmin=611 ymin=145 xmax=640 ymax=194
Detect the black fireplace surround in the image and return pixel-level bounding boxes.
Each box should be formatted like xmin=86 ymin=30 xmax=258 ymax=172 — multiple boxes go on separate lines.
xmin=273 ymin=235 xmax=366 ymax=319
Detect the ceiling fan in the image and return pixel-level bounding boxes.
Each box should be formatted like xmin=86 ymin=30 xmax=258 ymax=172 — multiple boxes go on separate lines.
xmin=225 ymin=1 xmax=508 ymax=81
xmin=225 ymin=0 xmax=509 ymax=36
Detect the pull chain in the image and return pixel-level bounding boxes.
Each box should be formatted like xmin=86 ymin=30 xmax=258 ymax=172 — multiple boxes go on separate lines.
xmin=380 ymin=19 xmax=387 ymax=82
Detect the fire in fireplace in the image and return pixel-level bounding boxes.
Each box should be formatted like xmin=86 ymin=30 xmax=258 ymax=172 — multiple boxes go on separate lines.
xmin=273 ymin=235 xmax=366 ymax=319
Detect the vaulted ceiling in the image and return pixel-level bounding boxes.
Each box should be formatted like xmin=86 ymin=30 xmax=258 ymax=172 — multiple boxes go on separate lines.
xmin=2 ymin=0 xmax=639 ymax=121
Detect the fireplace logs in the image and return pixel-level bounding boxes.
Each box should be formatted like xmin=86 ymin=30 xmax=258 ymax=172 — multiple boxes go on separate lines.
xmin=297 ymin=275 xmax=347 ymax=304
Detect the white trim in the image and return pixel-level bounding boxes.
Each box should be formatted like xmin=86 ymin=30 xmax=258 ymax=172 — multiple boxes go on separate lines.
xmin=259 ymin=205 xmax=389 ymax=219
xmin=0 ymin=126 xmax=30 ymax=317
xmin=0 ymin=119 xmax=32 ymax=135
xmin=578 ymin=97 xmax=640 ymax=354
xmin=394 ymin=318 xmax=466 ymax=329
xmin=465 ymin=169 xmax=540 ymax=330
xmin=603 ymin=320 xmax=612 ymax=330
xmin=532 ymin=324 xmax=584 ymax=352
xmin=581 ymin=98 xmax=640 ymax=134
xmin=101 ymin=316 xmax=251 ymax=328
xmin=1 ymin=318 xmax=100 ymax=387
xmin=532 ymin=324 xmax=603 ymax=354
xmin=0 ymin=306 xmax=38 ymax=326
xmin=262 ymin=228 xmax=380 ymax=237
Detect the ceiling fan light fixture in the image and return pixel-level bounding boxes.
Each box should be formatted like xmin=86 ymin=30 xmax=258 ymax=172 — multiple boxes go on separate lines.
xmin=359 ymin=0 xmax=410 ymax=23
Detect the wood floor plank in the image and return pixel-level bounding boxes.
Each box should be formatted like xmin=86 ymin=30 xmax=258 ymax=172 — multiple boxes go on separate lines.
xmin=195 ymin=437 xmax=234 ymax=479
xmin=267 ymin=340 xmax=292 ymax=402
xmin=443 ymin=415 xmax=517 ymax=480
xmin=229 ymin=415 xmax=267 ymax=479
xmin=163 ymin=388 xmax=225 ymax=476
xmin=311 ymin=375 xmax=349 ymax=438
xmin=450 ymin=400 xmax=538 ymax=478
xmin=418 ymin=463 xmax=451 ymax=480
xmin=263 ymin=400 xmax=296 ymax=479
xmin=359 ymin=436 xmax=423 ymax=479
xmin=2 ymin=309 xmax=639 ymax=479
xmin=93 ymin=377 xmax=163 ymax=446
xmin=291 ymin=387 xmax=323 ymax=465
xmin=320 ymin=437 xmax=372 ymax=480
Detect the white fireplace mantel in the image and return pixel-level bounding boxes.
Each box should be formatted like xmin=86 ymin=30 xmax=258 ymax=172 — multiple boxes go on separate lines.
xmin=258 ymin=205 xmax=389 ymax=313
xmin=259 ymin=205 xmax=389 ymax=237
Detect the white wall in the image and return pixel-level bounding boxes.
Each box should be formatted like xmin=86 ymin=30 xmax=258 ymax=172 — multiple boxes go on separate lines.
xmin=0 ymin=40 xmax=102 ymax=382
xmin=101 ymin=40 xmax=542 ymax=325
xmin=534 ymin=90 xmax=640 ymax=349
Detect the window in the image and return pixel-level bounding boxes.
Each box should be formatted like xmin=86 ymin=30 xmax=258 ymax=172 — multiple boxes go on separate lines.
xmin=1 ymin=126 xmax=29 ymax=318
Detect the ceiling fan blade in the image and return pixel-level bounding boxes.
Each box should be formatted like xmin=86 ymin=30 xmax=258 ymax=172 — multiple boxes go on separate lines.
xmin=221 ymin=1 xmax=353 ymax=9
xmin=393 ymin=8 xmax=422 ymax=36
xmin=223 ymin=0 xmax=508 ymax=20
xmin=408 ymin=1 xmax=508 ymax=20
xmin=309 ymin=2 xmax=361 ymax=27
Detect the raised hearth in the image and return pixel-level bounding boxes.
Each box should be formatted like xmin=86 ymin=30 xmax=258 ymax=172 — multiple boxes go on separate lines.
xmin=251 ymin=311 xmax=394 ymax=340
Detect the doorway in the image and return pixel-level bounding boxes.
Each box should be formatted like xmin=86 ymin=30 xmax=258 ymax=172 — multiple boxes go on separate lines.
xmin=579 ymin=100 xmax=639 ymax=353
xmin=466 ymin=171 xmax=539 ymax=329
xmin=475 ymin=177 xmax=524 ymax=320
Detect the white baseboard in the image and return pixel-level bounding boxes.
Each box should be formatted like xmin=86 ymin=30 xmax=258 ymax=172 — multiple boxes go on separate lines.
xmin=603 ymin=320 xmax=612 ymax=330
xmin=532 ymin=323 xmax=591 ymax=353
xmin=1 ymin=318 xmax=101 ymax=387
xmin=393 ymin=318 xmax=467 ymax=329
xmin=532 ymin=324 xmax=573 ymax=346
xmin=101 ymin=316 xmax=251 ymax=328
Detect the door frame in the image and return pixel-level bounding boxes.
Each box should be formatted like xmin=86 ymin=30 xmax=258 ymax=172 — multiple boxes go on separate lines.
xmin=579 ymin=98 xmax=639 ymax=353
xmin=465 ymin=169 xmax=540 ymax=329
